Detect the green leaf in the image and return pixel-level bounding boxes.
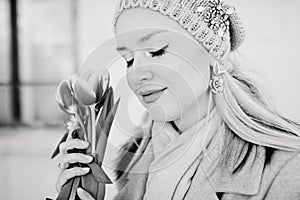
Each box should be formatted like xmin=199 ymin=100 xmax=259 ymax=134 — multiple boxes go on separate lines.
xmin=81 ymin=173 xmax=98 ymax=199
xmin=51 ymin=132 xmax=68 ymax=159
xmin=105 ymin=72 xmax=110 ymax=91
xmin=103 ymin=98 xmax=120 ymax=137
xmin=95 ymin=83 xmax=109 ymax=113
xmin=69 ymin=177 xmax=81 ymax=200
xmin=87 ymin=161 xmax=112 ymax=184
xmin=96 ymin=183 xmax=105 ymax=200
xmin=96 ymin=183 xmax=106 ymax=200
xmin=97 ymin=88 xmax=112 ymax=127
xmin=95 ymin=98 xmax=120 ymax=162
xmin=86 ymin=114 xmax=92 ymax=154
xmin=56 ymin=177 xmax=74 ymax=200
xmin=95 ymin=128 xmax=107 ymax=164
xmin=95 ymin=121 xmax=101 ymax=143
xmin=107 ymin=87 xmax=114 ymax=118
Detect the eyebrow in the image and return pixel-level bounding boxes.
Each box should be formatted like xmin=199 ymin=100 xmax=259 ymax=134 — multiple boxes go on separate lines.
xmin=116 ymin=30 xmax=169 ymax=51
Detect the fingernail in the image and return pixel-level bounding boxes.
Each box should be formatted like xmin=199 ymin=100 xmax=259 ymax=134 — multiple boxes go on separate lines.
xmin=77 ymin=187 xmax=84 ymax=194
xmin=87 ymin=155 xmax=93 ymax=162
xmin=83 ymin=167 xmax=90 ymax=172
xmin=82 ymin=141 xmax=89 ymax=147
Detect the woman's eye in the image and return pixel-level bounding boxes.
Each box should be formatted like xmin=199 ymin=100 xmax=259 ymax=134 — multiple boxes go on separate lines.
xmin=149 ymin=44 xmax=168 ymax=58
xmin=126 ymin=59 xmax=134 ymax=68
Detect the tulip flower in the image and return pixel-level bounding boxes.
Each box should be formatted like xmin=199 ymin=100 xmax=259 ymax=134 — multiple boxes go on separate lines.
xmin=73 ymin=75 xmax=97 ymax=154
xmin=73 ymin=77 xmax=97 ymax=106
xmin=51 ymin=72 xmax=120 ymax=200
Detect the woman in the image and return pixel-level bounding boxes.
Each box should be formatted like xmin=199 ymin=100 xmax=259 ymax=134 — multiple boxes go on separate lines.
xmin=55 ymin=0 xmax=300 ymax=199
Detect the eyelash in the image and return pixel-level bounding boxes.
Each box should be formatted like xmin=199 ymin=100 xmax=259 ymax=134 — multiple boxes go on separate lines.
xmin=126 ymin=45 xmax=168 ymax=68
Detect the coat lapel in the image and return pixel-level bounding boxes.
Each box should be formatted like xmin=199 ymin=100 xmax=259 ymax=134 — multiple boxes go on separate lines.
xmin=183 ymin=161 xmax=220 ymax=200
xmin=210 ymin=145 xmax=266 ymax=195
xmin=185 ymin=137 xmax=266 ymax=199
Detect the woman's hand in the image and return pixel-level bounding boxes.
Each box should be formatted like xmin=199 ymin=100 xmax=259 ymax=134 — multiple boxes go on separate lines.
xmin=77 ymin=188 xmax=95 ymax=200
xmin=55 ymin=138 xmax=94 ymax=193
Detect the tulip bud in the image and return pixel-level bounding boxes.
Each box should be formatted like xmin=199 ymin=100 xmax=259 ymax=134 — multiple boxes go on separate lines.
xmin=73 ymin=78 xmax=97 ymax=105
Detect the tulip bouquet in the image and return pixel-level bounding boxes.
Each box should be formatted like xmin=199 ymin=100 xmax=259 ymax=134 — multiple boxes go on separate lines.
xmin=51 ymin=71 xmax=120 ymax=200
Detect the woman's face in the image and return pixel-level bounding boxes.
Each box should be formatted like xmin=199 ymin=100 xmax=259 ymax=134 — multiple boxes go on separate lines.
xmin=115 ymin=8 xmax=212 ymax=128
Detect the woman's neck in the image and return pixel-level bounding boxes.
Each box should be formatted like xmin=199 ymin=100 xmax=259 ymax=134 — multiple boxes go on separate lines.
xmin=173 ymin=90 xmax=214 ymax=133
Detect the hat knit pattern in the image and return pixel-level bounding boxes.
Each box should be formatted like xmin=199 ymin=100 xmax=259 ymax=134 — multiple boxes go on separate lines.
xmin=113 ymin=0 xmax=245 ymax=62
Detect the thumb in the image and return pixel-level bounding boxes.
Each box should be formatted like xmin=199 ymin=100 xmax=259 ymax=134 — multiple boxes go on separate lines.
xmin=77 ymin=188 xmax=95 ymax=200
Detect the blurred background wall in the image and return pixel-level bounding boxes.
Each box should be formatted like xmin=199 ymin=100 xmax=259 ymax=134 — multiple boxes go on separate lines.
xmin=0 ymin=0 xmax=299 ymax=199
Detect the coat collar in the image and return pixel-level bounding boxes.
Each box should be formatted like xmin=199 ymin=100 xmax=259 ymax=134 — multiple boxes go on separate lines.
xmin=114 ymin=122 xmax=267 ymax=199
xmin=199 ymin=135 xmax=266 ymax=196
xmin=143 ymin=121 xmax=267 ymax=197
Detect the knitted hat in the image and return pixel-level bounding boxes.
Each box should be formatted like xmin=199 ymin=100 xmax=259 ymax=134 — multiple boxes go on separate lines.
xmin=112 ymin=0 xmax=245 ymax=62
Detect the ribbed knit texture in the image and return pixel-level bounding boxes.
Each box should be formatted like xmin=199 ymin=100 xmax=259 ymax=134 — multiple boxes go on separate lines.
xmin=113 ymin=0 xmax=245 ymax=61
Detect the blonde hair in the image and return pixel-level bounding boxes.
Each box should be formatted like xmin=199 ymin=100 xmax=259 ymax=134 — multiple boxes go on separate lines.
xmin=214 ymin=58 xmax=300 ymax=153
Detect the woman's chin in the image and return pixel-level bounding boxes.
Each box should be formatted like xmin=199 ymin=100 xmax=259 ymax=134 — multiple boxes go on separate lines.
xmin=137 ymin=94 xmax=181 ymax=122
xmin=146 ymin=106 xmax=178 ymax=122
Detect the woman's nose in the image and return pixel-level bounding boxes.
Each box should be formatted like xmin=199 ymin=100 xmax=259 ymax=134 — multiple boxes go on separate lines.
xmin=128 ymin=51 xmax=153 ymax=85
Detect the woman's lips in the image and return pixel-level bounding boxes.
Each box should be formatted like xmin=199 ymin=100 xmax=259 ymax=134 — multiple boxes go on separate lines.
xmin=141 ymin=88 xmax=167 ymax=104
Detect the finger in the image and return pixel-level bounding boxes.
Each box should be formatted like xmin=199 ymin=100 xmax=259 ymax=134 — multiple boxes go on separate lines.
xmin=59 ymin=139 xmax=89 ymax=154
xmin=57 ymin=162 xmax=69 ymax=171
xmin=59 ymin=153 xmax=93 ymax=169
xmin=55 ymin=167 xmax=90 ymax=193
xmin=77 ymin=188 xmax=95 ymax=200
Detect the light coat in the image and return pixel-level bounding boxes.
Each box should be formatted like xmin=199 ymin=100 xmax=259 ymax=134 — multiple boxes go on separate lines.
xmin=112 ymin=134 xmax=300 ymax=200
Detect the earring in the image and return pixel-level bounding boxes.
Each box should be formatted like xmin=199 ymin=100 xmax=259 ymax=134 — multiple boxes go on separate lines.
xmin=209 ymin=61 xmax=225 ymax=94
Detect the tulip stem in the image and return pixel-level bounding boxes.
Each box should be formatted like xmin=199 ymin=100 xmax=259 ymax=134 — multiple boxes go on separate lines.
xmin=75 ymin=112 xmax=87 ymax=141
xmin=96 ymin=107 xmax=102 ymax=124
xmin=89 ymin=105 xmax=96 ymax=155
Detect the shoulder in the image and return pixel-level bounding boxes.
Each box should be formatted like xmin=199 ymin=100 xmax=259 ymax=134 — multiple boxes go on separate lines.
xmin=266 ymin=149 xmax=300 ymax=179
xmin=221 ymin=148 xmax=300 ymax=199
xmin=263 ymin=150 xmax=300 ymax=199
